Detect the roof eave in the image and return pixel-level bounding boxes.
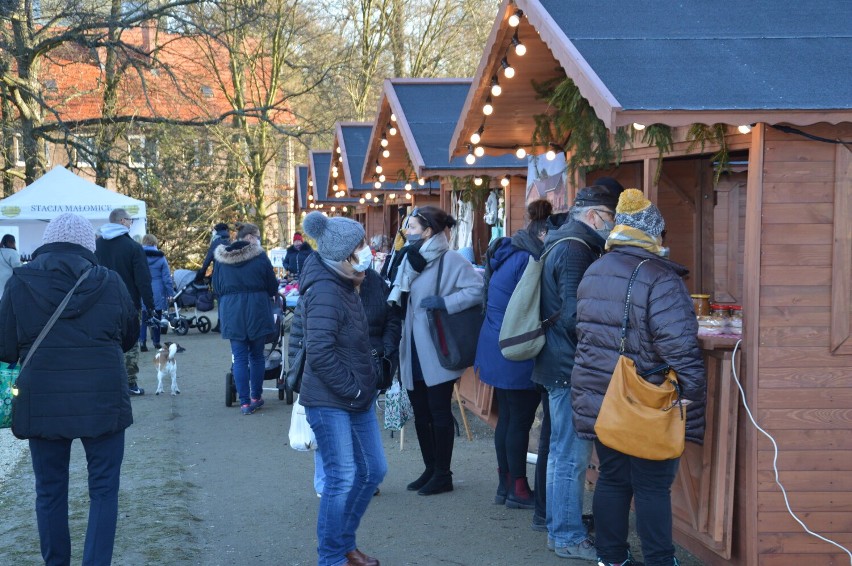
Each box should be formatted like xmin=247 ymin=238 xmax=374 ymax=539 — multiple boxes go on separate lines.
xmin=613 ymin=109 xmax=852 ymax=129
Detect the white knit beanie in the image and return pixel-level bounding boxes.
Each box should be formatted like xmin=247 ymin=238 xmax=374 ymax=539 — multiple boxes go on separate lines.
xmin=42 ymin=213 xmax=97 ymax=252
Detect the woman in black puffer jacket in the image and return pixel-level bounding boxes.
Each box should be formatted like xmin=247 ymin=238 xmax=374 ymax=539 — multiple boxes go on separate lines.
xmin=571 ymin=190 xmax=706 ymax=566
xmin=0 ymin=213 xmax=138 ymax=566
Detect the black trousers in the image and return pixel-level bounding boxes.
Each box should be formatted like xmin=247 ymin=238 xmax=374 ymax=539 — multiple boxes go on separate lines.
xmin=493 ymin=387 xmax=540 ymax=479
xmin=534 ymin=386 xmax=550 ymax=519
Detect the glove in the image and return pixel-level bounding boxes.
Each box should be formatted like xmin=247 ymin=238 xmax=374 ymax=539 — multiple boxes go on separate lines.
xmin=420 ymin=296 xmax=446 ymax=311
xmin=405 ymin=246 xmax=426 ymax=273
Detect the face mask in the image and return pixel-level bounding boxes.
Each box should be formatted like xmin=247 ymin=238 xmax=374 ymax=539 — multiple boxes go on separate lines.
xmin=352 ymin=246 xmax=373 ymax=272
xmin=406 ymin=232 xmax=422 ymax=244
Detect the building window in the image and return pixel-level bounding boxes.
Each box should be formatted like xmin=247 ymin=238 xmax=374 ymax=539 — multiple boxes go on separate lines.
xmin=13 ymin=134 xmax=24 ymax=167
xmin=75 ymin=135 xmax=96 ymax=168
xmin=128 ymin=135 xmax=158 ymax=168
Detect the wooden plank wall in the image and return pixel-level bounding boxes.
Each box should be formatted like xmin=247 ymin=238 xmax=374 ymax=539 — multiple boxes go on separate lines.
xmin=507 ymin=177 xmax=527 ymax=236
xmin=756 ymin=122 xmax=852 ymax=563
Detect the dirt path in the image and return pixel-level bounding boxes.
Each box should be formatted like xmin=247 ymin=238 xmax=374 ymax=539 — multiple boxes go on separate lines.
xmin=0 ymin=328 xmax=704 ymax=565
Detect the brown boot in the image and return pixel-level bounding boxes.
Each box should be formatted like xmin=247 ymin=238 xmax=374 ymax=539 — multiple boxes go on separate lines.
xmin=344 ymin=549 xmax=379 ymax=566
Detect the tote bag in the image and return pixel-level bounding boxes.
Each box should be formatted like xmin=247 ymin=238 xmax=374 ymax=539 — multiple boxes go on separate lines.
xmin=593 ymin=259 xmax=686 ymax=461
xmin=0 ymin=362 xmax=18 ymax=429
xmin=426 ymin=253 xmax=484 ymax=371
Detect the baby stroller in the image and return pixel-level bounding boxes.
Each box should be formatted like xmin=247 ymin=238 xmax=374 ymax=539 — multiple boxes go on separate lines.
xmin=225 ymin=297 xmax=288 ymax=406
xmin=166 ymin=269 xmax=213 ymax=335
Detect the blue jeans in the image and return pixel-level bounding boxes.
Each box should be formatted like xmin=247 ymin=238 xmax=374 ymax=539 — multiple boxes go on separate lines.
xmin=594 ymin=440 xmax=680 ymax=566
xmin=545 ymin=386 xmax=593 ymax=546
xmin=314 ymin=450 xmax=326 ymax=495
xmin=29 ymin=430 xmax=125 ymax=566
xmin=306 ymin=406 xmax=387 ymax=566
xmin=230 ymin=337 xmax=266 ymax=406
xmin=139 ymin=306 xmax=161 ymax=347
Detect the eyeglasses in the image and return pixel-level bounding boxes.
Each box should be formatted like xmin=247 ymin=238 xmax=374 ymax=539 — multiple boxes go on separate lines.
xmin=122 ymin=217 xmax=133 ymax=224
xmin=410 ymin=208 xmax=432 ymax=231
xmin=593 ymin=209 xmax=614 ymax=222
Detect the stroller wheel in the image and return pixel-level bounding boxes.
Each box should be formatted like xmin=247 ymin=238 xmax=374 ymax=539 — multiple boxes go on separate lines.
xmin=175 ymin=319 xmax=189 ymax=336
xmin=278 ymin=388 xmax=285 ymax=401
xmin=197 ymin=316 xmax=212 ymax=334
xmin=285 ymin=388 xmax=294 ymax=405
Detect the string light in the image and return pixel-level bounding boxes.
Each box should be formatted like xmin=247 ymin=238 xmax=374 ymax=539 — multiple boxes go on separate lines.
xmin=308 ymin=180 xmax=313 ymax=187
xmin=308 ymin=193 xmax=313 ymax=200
xmin=501 ymin=175 xmax=510 ymax=187
xmin=483 ymin=96 xmax=494 ymax=116
xmin=388 ymin=123 xmax=397 ymax=136
xmin=375 ymin=161 xmax=383 ymax=174
xmin=379 ymin=174 xmax=386 ymax=182
xmin=632 ymin=123 xmax=646 ymax=131
xmin=388 ymin=192 xmax=396 ymax=199
xmin=390 ymin=113 xmax=397 ymax=122
xmin=512 ymin=31 xmax=526 ymax=56
xmin=309 ymin=203 xmax=315 ymax=208
xmin=336 ymin=146 xmax=341 ymax=154
xmin=382 ymin=149 xmax=390 ymax=158
xmin=418 ymin=177 xmax=425 ymax=186
xmin=501 ymin=57 xmax=515 ymax=79
xmin=342 ymin=206 xmax=348 ymax=212
xmin=508 ymin=8 xmax=523 ymax=27
xmin=545 ymin=149 xmax=556 ymax=160
xmin=466 ymin=145 xmax=476 ymax=165
xmin=365 ymin=192 xmax=372 ymax=199
xmin=374 ymin=181 xmax=381 ymax=189
xmin=470 ymin=126 xmax=484 ymax=145
xmin=473 ymin=177 xmax=483 ymax=186
xmin=515 ymin=147 xmax=527 ymax=159
xmin=490 ymin=76 xmax=502 ymax=97
xmin=738 ymin=124 xmax=752 ymax=134
xmin=359 ymin=197 xmax=365 ymax=204
xmin=405 ymin=192 xmax=412 ymax=200
xmin=373 ymin=196 xmax=379 ymax=203
xmin=380 ymin=135 xmax=388 ymax=148
xmin=474 ymin=145 xmax=485 ymax=157
xmin=404 ymin=182 xmax=412 ymax=191
xmin=330 ymin=206 xmax=336 ymax=212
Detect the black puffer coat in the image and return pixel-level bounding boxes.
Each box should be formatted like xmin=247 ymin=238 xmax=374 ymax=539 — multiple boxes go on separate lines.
xmin=294 ymin=253 xmax=376 ymax=412
xmin=571 ymin=246 xmax=706 ymax=445
xmin=531 ymin=219 xmax=605 ymax=388
xmin=0 ymin=242 xmax=138 ymax=440
xmin=288 ymin=268 xmax=401 ymax=372
xmin=283 ymin=243 xmax=313 ymax=277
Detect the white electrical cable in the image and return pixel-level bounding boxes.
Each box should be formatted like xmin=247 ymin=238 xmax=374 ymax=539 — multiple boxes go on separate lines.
xmin=730 ymin=340 xmax=852 ymax=564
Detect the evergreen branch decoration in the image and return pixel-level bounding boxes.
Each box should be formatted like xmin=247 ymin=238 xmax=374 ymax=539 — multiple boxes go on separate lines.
xmin=642 ymin=124 xmax=673 ymax=183
xmin=451 ymin=175 xmax=491 ymax=208
xmin=686 ymin=123 xmax=730 ymax=184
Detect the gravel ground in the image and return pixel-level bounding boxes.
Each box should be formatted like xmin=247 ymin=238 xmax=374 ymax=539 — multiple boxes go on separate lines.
xmin=0 ymin=325 xmax=704 ymax=566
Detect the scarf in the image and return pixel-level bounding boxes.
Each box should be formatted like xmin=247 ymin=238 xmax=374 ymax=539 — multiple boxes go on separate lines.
xmin=321 ymin=257 xmax=366 ymax=289
xmin=387 ymin=231 xmax=450 ymax=307
xmin=605 ymin=224 xmax=666 ymax=257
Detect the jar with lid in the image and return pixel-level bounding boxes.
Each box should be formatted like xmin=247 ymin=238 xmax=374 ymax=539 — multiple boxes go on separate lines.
xmin=728 ymin=305 xmax=743 ymax=334
xmin=690 ymin=294 xmax=711 ymax=316
xmin=711 ymin=304 xmax=729 ymax=318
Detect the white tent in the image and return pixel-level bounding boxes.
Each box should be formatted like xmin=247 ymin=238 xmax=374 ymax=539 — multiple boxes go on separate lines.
xmin=0 ymin=166 xmax=147 ymax=255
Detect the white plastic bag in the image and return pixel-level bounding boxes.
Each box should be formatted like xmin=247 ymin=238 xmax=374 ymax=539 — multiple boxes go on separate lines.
xmin=288 ymin=395 xmax=317 ymax=451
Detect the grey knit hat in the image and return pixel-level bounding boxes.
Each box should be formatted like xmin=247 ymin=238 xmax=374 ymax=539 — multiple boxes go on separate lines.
xmin=302 ymin=211 xmax=365 ymax=261
xmin=614 ymin=188 xmax=666 ymax=237
xmin=42 ymin=213 xmax=97 ymax=252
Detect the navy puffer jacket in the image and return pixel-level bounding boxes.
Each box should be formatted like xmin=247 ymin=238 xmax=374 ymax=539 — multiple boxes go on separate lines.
xmin=213 ymin=241 xmax=278 ymax=342
xmin=0 ymin=242 xmax=137 ymax=440
xmin=296 ymin=253 xmax=376 ymax=412
xmin=283 ymin=243 xmax=313 ymax=277
xmin=531 ymin=219 xmax=605 ymax=388
xmin=144 ymin=246 xmax=174 ymax=310
xmin=571 ymin=246 xmax=706 ymax=445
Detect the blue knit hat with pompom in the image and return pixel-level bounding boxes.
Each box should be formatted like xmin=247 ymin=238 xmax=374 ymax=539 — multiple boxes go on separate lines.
xmin=302 ymin=212 xmax=365 ymax=261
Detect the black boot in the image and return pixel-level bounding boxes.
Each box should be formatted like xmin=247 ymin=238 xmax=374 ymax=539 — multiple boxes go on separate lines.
xmin=418 ymin=425 xmax=454 ymax=496
xmin=505 ymin=476 xmax=535 ymax=509
xmin=407 ymin=420 xmax=435 ymax=491
xmin=494 ymin=468 xmax=510 ymax=505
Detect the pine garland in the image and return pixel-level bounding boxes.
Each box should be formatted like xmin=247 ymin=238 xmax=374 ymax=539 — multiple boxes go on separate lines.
xmin=686 ymin=123 xmax=730 ymax=184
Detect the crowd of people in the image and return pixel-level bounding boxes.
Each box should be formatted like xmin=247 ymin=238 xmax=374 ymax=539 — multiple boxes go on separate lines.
xmin=0 ymin=185 xmax=706 ymax=566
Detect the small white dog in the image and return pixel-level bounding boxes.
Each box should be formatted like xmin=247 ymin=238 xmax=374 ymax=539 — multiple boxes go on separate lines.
xmin=154 ymin=342 xmax=186 ymax=396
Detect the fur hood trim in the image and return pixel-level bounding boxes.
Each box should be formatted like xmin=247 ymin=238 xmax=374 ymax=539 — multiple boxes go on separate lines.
xmin=214 ymin=241 xmax=264 ymax=265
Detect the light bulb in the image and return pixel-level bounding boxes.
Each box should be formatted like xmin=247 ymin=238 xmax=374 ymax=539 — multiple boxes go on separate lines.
xmin=382 ymin=149 xmax=390 ymax=158
xmin=308 ymin=193 xmax=313 ymax=200
xmin=375 ymin=164 xmax=383 ymax=174
xmin=389 ymin=126 xmax=397 ymax=136
xmin=515 ymin=147 xmax=526 ymax=159
xmin=404 ymin=183 xmax=412 ymax=191
xmin=336 ymin=146 xmax=341 ymax=154
xmin=389 ymin=193 xmax=396 ymax=199
xmin=490 ymin=76 xmax=501 ymax=97
xmin=380 ymin=137 xmax=388 ymax=148
xmin=373 ymin=197 xmax=379 ymax=203
xmin=332 ymin=170 xmax=338 ymax=178
xmin=418 ymin=178 xmax=425 ymax=186
xmin=501 ymin=58 xmax=515 ymax=79
xmin=359 ymin=197 xmax=365 ymax=204
xmin=474 ymin=146 xmax=485 ymax=157
xmin=365 ymin=192 xmax=372 ymax=199
xmin=405 ymin=193 xmax=412 ymax=200
xmin=470 ymin=128 xmax=482 ymax=145
xmin=379 ymin=174 xmax=386 ymax=182
xmin=508 ymin=10 xmax=522 ymax=27
xmin=515 ymin=43 xmax=526 ymax=56
xmin=309 ymin=203 xmax=315 ymax=208
xmin=374 ymin=181 xmax=381 ymax=189
xmin=501 ymin=175 xmax=510 ymax=187
xmin=632 ymin=122 xmax=646 ymax=131
xmin=483 ymin=97 xmax=493 ymax=116
xmin=330 ymin=206 xmax=336 ymax=212
xmin=738 ymin=124 xmax=752 ymax=134
xmin=390 ymin=113 xmax=397 ymax=122
xmin=545 ymin=149 xmax=556 ymax=161
xmin=301 ymin=211 xmax=306 ymax=217
xmin=342 ymin=206 xmax=348 ymax=212
xmin=473 ymin=177 xmax=483 ymax=186
xmin=466 ymin=153 xmax=476 ymax=165
xmin=308 ymin=180 xmax=313 ymax=187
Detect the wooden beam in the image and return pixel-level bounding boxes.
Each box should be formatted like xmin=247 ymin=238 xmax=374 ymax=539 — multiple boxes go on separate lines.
xmin=830 ymin=143 xmax=852 ymax=354
xmin=643 ymin=158 xmax=659 ymax=202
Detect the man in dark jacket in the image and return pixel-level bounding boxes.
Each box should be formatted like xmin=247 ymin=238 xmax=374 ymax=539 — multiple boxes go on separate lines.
xmin=197 ymin=222 xmax=231 ymax=332
xmin=282 ymin=232 xmax=313 ymax=279
xmin=96 ymin=208 xmax=155 ymax=395
xmin=0 ymin=213 xmax=137 ymax=565
xmin=530 ymin=185 xmax=621 ymax=560
xmin=571 ymin=189 xmax=705 ymax=566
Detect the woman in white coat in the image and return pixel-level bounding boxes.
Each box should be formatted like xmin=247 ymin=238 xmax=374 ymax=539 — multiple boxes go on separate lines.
xmin=0 ymin=234 xmax=22 ymax=300
xmin=390 ymin=206 xmax=483 ymax=496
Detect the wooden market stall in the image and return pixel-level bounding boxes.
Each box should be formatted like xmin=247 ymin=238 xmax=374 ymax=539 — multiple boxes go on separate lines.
xmin=449 ymin=0 xmax=852 ymax=564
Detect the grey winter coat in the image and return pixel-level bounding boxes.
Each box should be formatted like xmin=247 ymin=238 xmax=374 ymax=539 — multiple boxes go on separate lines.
xmin=0 ymin=247 xmax=22 ymax=300
xmin=297 ymin=253 xmax=377 ymax=412
xmin=530 ymin=219 xmax=605 ymax=389
xmin=571 ymin=246 xmax=706 ymax=445
xmin=399 ymin=249 xmax=484 ymax=391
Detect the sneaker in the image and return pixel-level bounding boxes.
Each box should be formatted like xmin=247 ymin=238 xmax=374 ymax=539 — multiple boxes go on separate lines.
xmin=250 ymin=398 xmax=265 ymax=411
xmin=531 ymin=514 xmax=547 ymax=532
xmin=139 ymin=343 xmax=148 ymax=352
xmin=129 ymin=386 xmax=145 ymax=396
xmin=555 ymin=538 xmax=597 ymax=561
xmin=241 ymin=404 xmax=255 ymax=415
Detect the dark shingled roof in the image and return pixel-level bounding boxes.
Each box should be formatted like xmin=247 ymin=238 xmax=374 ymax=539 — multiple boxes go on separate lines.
xmin=310 ymin=151 xmax=331 ymax=201
xmin=540 ymin=0 xmax=852 ymax=111
xmin=393 ymin=82 xmax=524 ymax=170
xmin=296 ymin=165 xmax=309 ymax=209
xmin=341 ymin=124 xmax=405 ymax=191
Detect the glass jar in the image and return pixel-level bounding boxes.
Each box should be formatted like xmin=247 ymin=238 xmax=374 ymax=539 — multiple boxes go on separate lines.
xmin=728 ymin=305 xmax=743 ymax=334
xmin=711 ymin=304 xmax=729 ymax=318
xmin=690 ymin=294 xmax=711 ymax=316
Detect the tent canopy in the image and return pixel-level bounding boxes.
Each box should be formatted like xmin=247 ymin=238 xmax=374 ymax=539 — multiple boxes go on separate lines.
xmin=0 ymin=166 xmax=147 ymax=254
